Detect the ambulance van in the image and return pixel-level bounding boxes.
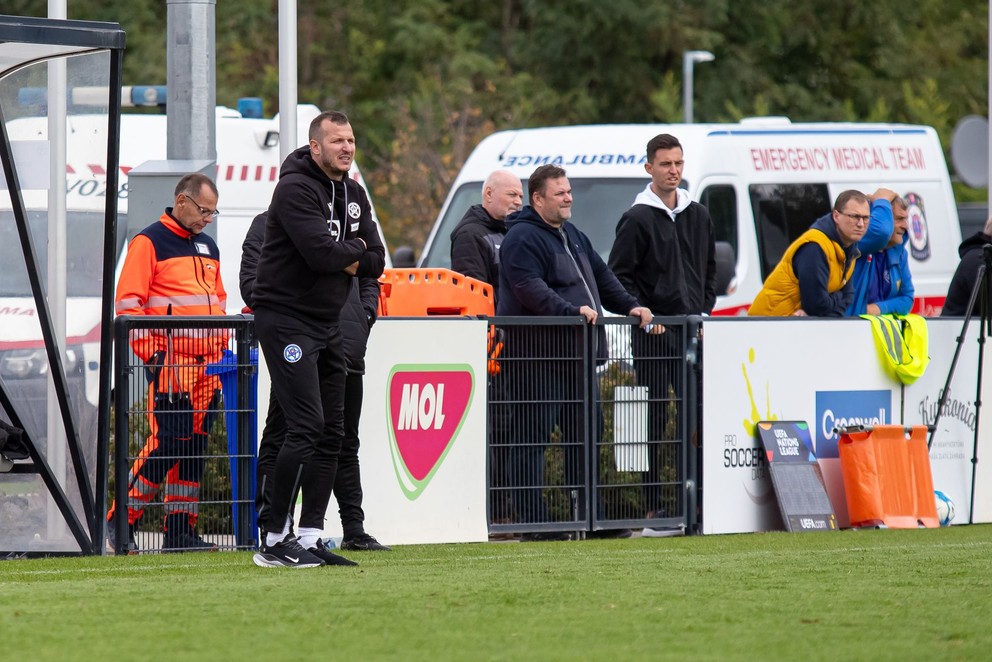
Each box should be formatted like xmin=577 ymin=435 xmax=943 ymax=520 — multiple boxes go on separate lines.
xmin=419 ymin=118 xmax=960 ymax=316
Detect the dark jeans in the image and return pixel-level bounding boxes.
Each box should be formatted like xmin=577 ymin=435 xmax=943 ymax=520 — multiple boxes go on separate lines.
xmin=631 ymin=328 xmax=684 ymax=516
xmin=503 ymin=349 xmax=587 ymax=524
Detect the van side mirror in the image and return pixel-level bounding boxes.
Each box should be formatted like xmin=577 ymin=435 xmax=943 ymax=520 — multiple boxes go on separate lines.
xmin=714 ymin=241 xmax=737 ymax=295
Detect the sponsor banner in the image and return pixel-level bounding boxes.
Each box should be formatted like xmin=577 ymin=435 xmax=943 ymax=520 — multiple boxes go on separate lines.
xmin=903 ymin=319 xmax=986 ymax=524
xmin=702 ymin=319 xmax=894 ymax=534
xmin=815 ymin=390 xmax=891 ymax=459
xmin=317 ymin=319 xmax=488 ymax=545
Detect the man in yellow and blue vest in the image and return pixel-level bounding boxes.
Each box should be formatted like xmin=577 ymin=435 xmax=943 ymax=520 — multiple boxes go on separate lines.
xmin=749 ymin=190 xmax=875 ymax=317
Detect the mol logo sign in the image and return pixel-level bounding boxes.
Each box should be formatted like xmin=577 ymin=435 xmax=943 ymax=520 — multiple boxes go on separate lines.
xmin=815 ymin=390 xmax=891 ymax=459
xmin=386 ymin=364 xmax=475 ymax=500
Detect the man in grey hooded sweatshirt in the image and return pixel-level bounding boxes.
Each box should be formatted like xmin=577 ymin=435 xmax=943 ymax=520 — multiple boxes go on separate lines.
xmin=607 ymin=133 xmax=716 ymax=532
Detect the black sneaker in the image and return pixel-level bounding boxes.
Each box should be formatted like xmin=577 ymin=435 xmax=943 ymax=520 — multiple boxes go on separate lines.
xmin=520 ymin=531 xmax=572 ymax=542
xmin=308 ymin=538 xmax=358 ymax=566
xmin=163 ymin=531 xmax=219 ymax=553
xmin=340 ymin=533 xmax=391 ymax=551
xmin=253 ymin=534 xmax=325 ymax=568
xmin=107 ymin=523 xmax=138 ymax=555
xmin=586 ymin=528 xmax=634 ymax=539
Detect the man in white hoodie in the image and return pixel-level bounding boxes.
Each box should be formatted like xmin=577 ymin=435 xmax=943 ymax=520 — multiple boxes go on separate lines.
xmin=607 ymin=133 xmax=716 ymax=533
xmin=608 ymin=133 xmax=716 ymax=316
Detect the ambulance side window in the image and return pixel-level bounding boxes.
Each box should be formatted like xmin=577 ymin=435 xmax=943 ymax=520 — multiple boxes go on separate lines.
xmin=699 ymin=185 xmax=737 ymax=257
xmin=749 ymin=184 xmax=831 ymax=281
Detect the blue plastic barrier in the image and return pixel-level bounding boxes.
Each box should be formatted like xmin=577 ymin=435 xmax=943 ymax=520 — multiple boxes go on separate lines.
xmin=206 ymin=348 xmax=258 ymax=546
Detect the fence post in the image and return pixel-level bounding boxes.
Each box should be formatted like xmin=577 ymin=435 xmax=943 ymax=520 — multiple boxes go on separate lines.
xmin=112 ymin=316 xmax=132 ymax=554
xmin=234 ymin=318 xmax=256 ymax=547
xmin=580 ymin=320 xmax=594 ymax=536
xmin=685 ymin=315 xmax=702 ymax=535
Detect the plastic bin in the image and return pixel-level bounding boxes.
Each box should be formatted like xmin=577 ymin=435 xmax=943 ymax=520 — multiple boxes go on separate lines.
xmin=206 ymin=348 xmax=258 ymax=546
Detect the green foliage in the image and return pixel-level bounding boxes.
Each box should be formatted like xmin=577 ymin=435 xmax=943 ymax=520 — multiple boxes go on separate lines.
xmin=3 ymin=526 xmax=992 ymax=659
xmin=8 ymin=0 xmax=988 ymax=249
xmin=648 ymin=72 xmax=682 ymax=123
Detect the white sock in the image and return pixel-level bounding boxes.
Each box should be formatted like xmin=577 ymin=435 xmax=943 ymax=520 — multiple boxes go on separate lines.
xmin=297 ymin=527 xmax=322 ymax=549
xmin=265 ymin=518 xmax=291 ymax=547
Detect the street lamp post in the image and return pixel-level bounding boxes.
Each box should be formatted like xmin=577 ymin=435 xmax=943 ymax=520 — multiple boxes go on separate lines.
xmin=683 ymin=50 xmax=715 ymax=124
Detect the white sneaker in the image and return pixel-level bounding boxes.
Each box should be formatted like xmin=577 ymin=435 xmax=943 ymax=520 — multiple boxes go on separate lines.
xmin=640 ymin=525 xmax=686 ymax=538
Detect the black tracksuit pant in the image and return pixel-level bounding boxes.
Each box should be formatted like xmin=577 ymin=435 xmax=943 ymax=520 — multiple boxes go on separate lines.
xmin=255 ymin=371 xmax=367 ymax=539
xmin=254 ymin=307 xmax=347 ymax=534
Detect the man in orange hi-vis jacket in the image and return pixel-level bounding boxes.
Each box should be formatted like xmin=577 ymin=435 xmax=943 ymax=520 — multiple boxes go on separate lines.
xmin=107 ymin=173 xmax=228 ymax=553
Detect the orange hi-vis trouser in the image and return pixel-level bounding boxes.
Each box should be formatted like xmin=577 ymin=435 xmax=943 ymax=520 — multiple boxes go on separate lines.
xmin=107 ymin=354 xmax=221 ymax=528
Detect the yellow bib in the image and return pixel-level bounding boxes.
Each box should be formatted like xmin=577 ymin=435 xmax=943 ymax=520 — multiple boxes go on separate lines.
xmin=861 ymin=313 xmax=929 ymax=384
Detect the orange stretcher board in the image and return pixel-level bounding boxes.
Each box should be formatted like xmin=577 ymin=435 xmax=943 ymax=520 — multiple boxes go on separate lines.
xmin=838 ymin=425 xmax=939 ymax=529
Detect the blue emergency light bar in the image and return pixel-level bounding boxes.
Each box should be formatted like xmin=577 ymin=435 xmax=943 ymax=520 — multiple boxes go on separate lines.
xmin=18 ymin=85 xmax=167 ymax=108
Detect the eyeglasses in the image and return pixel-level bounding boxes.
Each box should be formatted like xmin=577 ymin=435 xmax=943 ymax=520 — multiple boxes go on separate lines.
xmin=184 ymin=194 xmax=220 ymax=218
xmin=838 ymin=210 xmax=870 ymax=224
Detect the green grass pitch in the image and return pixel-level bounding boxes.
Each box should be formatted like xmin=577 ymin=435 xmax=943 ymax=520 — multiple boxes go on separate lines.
xmin=2 ymin=525 xmax=991 ymax=660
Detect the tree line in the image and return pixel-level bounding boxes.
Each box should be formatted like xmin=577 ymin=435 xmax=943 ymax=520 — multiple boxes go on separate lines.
xmin=11 ymin=0 xmax=989 ymax=254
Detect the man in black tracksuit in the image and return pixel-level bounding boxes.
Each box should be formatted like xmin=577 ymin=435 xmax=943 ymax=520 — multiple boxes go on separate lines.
xmin=607 ymin=133 xmax=715 ymax=531
xmin=241 ymin=212 xmax=388 ymax=558
xmin=250 ymin=111 xmax=385 ymax=568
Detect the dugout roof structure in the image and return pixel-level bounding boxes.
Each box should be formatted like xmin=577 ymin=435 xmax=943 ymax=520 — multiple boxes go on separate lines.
xmin=0 ymin=14 xmax=124 ymax=555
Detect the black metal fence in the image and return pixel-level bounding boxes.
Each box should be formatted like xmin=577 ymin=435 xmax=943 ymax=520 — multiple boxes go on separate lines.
xmin=110 ymin=315 xmax=256 ymax=554
xmin=487 ymin=316 xmax=701 ymax=539
xmin=108 ymin=314 xmax=699 ymax=552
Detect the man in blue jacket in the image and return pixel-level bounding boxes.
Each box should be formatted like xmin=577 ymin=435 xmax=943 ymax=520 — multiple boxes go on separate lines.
xmin=497 ymin=164 xmax=656 ymax=540
xmin=847 ymin=191 xmax=914 ymax=316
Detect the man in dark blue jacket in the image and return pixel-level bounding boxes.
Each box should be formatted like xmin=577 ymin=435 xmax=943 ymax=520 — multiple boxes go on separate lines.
xmin=497 ymin=164 xmax=655 ymax=540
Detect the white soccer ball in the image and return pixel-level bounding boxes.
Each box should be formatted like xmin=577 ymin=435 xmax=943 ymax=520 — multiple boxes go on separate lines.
xmin=934 ymin=490 xmax=955 ymax=527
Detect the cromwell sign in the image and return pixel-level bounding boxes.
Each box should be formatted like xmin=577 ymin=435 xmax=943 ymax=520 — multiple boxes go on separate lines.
xmin=386 ymin=364 xmax=475 ymax=499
